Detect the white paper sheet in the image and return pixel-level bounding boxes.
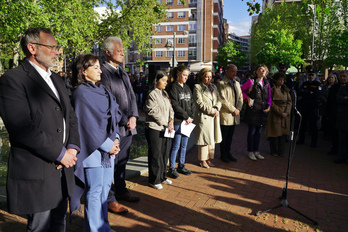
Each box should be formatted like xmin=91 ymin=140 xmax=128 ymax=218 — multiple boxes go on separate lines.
xmin=164 ymin=128 xmax=175 ymax=138
xmin=180 ymin=120 xmax=196 ymax=137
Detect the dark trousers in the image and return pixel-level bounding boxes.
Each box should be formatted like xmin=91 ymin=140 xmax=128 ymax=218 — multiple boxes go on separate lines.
xmin=330 ymin=117 xmax=339 ymax=154
xmin=337 ymin=130 xmax=348 ymax=161
xmin=26 ymin=198 xmax=68 ymax=232
xmin=299 ymin=108 xmax=318 ymax=146
xmin=269 ymin=135 xmax=287 ymax=156
xmin=107 ymin=135 xmax=132 ymax=204
xmin=220 ymin=125 xmax=236 ymax=159
xmin=145 ymin=128 xmax=171 ymax=185
xmin=247 ymin=125 xmax=262 ymax=152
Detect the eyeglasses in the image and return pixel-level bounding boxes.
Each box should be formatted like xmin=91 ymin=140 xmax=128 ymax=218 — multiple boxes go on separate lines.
xmin=259 ymin=68 xmax=266 ymax=72
xmin=32 ymin=43 xmax=61 ymax=51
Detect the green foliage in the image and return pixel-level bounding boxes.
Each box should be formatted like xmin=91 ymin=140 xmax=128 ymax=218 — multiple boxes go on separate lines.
xmin=0 ymin=0 xmax=167 ymax=66
xmin=256 ymin=29 xmax=304 ymax=68
xmin=136 ymin=58 xmax=145 ymax=66
xmin=0 ymin=0 xmax=102 ymax=66
xmin=242 ymin=0 xmax=261 ymax=15
xmin=318 ymin=0 xmax=348 ymax=69
xmin=215 ymin=41 xmax=249 ymax=70
xmin=98 ymin=0 xmax=167 ymax=54
xmin=325 ymin=30 xmax=348 ymax=68
xmin=251 ymin=2 xmax=311 ymax=67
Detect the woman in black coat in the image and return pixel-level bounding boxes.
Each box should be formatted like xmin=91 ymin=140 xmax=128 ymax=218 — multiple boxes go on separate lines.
xmin=70 ymin=54 xmax=121 ymax=231
xmin=241 ymin=65 xmax=271 ymax=161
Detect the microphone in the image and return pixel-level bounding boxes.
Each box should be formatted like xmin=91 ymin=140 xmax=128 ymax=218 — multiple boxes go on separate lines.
xmin=290 ymin=89 xmax=301 ymax=116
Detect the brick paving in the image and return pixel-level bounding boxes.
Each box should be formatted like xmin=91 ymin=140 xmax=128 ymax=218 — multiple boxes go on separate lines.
xmin=1 ymin=122 xmax=348 ymax=232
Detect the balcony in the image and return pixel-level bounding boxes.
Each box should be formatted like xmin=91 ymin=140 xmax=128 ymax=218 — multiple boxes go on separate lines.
xmin=188 ymin=55 xmax=196 ymax=60
xmin=189 ymin=16 xmax=197 ymax=21
xmin=143 ymin=56 xmax=153 ymax=61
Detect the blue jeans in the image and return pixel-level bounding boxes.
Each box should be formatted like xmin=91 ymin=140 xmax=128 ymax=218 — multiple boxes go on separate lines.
xmin=84 ymin=159 xmax=114 ymax=232
xmin=247 ymin=125 xmax=262 ymax=152
xmin=169 ymin=124 xmax=189 ymax=169
xmin=136 ymin=92 xmax=143 ymax=108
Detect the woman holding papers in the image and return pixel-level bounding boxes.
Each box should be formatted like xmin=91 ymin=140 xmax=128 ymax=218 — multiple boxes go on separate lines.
xmin=144 ymin=70 xmax=175 ymax=189
xmin=193 ymin=68 xmax=222 ymax=168
xmin=167 ymin=65 xmax=196 ymax=179
xmin=241 ymin=64 xmax=271 ymax=161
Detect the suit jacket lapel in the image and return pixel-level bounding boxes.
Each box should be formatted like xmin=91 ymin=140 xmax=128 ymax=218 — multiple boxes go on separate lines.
xmin=202 ymin=84 xmax=213 ymax=101
xmin=23 ymin=60 xmax=61 ymax=103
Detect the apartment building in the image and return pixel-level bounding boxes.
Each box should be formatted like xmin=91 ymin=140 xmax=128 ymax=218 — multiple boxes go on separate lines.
xmin=127 ymin=0 xmax=227 ymax=74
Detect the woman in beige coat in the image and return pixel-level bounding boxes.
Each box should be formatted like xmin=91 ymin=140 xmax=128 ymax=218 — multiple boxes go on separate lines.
xmin=265 ymin=72 xmax=292 ymax=157
xmin=193 ymin=68 xmax=222 ymax=168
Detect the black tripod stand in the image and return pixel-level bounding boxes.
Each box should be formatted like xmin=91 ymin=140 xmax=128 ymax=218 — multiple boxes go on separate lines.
xmin=255 ymin=90 xmax=318 ymax=225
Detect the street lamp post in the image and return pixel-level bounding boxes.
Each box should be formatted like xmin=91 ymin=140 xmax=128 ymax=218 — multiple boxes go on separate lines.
xmin=165 ymin=32 xmax=176 ymax=68
xmin=308 ymin=4 xmax=316 ymax=66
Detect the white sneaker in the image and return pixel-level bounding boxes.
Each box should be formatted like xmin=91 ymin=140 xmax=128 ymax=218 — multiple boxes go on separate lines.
xmin=254 ymin=152 xmax=265 ymax=160
xmin=162 ymin=179 xmax=172 ymax=185
xmin=248 ymin=152 xmax=257 ymax=161
xmin=149 ymin=183 xmax=163 ymax=189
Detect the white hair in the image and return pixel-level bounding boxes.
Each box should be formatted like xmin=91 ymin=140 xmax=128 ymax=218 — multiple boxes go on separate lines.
xmin=102 ymin=37 xmax=122 ymax=57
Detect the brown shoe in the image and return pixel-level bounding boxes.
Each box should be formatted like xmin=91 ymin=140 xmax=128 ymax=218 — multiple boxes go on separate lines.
xmin=116 ymin=192 xmax=140 ymax=202
xmin=108 ymin=202 xmax=128 ymax=214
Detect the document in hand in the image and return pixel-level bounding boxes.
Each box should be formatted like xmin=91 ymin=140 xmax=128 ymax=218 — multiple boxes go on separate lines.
xmin=164 ymin=128 xmax=175 ymax=138
xmin=180 ymin=120 xmax=196 ymax=137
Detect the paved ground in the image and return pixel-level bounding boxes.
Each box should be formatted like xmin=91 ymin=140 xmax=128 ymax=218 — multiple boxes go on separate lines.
xmin=1 ymin=122 xmax=347 ymax=232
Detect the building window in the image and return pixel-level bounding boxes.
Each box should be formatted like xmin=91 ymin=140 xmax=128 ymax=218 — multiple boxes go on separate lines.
xmin=167 ymin=12 xmax=174 ymax=18
xmin=155 ymin=25 xmax=162 ymax=32
xmin=178 ymin=11 xmax=186 ymax=18
xmin=189 ymin=48 xmax=197 ymax=56
xmin=178 ymin=25 xmax=186 ymax=31
xmin=189 ymin=34 xmax=197 ymax=43
xmin=167 ymin=0 xmax=173 ymax=5
xmin=189 ymin=22 xmax=197 ymax=31
xmin=155 ymin=38 xmax=163 ymax=44
xmin=189 ymin=0 xmax=197 ymax=3
xmin=157 ymin=0 xmax=162 ymax=3
xmin=178 ymin=51 xmax=185 ymax=57
xmin=166 ymin=51 xmax=174 ymax=57
xmin=178 ymin=0 xmax=183 ymax=5
xmin=178 ymin=38 xmax=186 ymax=44
xmin=155 ymin=51 xmax=163 ymax=57
xmin=166 ymin=25 xmax=174 ymax=31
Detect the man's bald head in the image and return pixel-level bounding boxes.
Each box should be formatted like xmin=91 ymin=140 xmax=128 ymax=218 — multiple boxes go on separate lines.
xmin=227 ymin=64 xmax=238 ymax=80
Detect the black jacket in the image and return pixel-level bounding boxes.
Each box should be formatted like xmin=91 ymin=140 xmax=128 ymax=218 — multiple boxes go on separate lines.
xmin=336 ymin=83 xmax=348 ymax=131
xmin=101 ymin=62 xmax=139 ymax=137
xmin=245 ymin=78 xmax=270 ymax=126
xmin=0 ymin=59 xmax=80 ymax=214
xmin=168 ymin=82 xmax=195 ymax=125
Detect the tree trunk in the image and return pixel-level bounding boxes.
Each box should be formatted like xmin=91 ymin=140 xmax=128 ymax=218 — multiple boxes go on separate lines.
xmin=12 ymin=41 xmax=21 ymax=68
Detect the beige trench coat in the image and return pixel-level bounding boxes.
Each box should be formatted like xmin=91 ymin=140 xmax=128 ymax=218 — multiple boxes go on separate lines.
xmin=217 ymin=77 xmax=244 ymax=126
xmin=265 ymin=86 xmax=292 ymax=137
xmin=193 ymin=83 xmax=222 ymax=145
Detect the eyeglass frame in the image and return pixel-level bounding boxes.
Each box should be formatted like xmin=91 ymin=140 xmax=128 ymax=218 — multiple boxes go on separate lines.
xmin=31 ymin=43 xmax=61 ymax=52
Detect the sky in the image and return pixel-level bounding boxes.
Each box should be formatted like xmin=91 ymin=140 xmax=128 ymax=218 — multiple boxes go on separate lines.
xmin=223 ymin=0 xmax=263 ymax=36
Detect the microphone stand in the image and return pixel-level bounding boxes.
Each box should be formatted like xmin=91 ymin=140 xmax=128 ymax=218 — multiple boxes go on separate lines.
xmin=255 ymin=89 xmax=318 ymax=225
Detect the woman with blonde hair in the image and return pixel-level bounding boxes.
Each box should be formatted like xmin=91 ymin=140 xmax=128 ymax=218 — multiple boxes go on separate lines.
xmin=193 ymin=68 xmax=222 ymax=168
xmin=241 ymin=64 xmax=271 ymax=161
xmin=167 ymin=65 xmax=195 ymax=178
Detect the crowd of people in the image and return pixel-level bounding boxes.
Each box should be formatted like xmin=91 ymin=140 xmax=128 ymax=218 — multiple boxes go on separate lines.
xmin=0 ymin=27 xmax=347 ymax=231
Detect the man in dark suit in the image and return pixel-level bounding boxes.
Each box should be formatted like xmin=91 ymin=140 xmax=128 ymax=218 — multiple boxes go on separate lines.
xmin=101 ymin=37 xmax=140 ymax=215
xmin=0 ymin=27 xmax=80 ymax=231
